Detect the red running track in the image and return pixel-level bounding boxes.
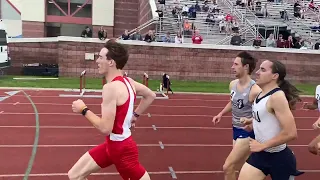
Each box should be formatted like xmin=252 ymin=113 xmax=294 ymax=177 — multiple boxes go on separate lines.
xmin=0 ymin=89 xmax=319 ymax=180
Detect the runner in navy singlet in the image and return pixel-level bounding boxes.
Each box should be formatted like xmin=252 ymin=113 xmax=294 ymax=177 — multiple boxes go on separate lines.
xmin=238 ymin=59 xmax=304 ymax=180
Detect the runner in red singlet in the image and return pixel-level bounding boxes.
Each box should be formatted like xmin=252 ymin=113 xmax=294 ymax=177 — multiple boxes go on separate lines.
xmin=69 ymin=39 xmax=156 ymax=180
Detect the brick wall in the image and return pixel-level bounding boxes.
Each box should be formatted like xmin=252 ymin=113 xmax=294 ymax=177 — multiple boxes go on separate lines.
xmin=113 ymin=0 xmax=139 ymax=37
xmin=138 ymin=0 xmax=155 ymax=35
xmin=7 ymin=38 xmax=320 ymax=83
xmin=22 ymin=21 xmax=45 ymax=37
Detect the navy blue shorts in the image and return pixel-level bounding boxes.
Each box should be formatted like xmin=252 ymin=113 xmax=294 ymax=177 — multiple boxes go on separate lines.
xmin=232 ymin=126 xmax=255 ymax=140
xmin=246 ymin=146 xmax=304 ymax=180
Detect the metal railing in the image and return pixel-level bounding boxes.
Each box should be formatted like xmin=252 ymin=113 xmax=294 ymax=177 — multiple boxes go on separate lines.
xmin=117 ymin=17 xmax=159 ymax=39
xmin=215 ymin=24 xmax=261 ymax=45
xmin=241 ymin=5 xmax=270 ymax=37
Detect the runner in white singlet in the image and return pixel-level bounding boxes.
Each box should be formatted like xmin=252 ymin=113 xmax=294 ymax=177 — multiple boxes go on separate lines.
xmin=303 ymin=85 xmax=320 ymax=155
xmin=238 ymin=60 xmax=304 ymax=180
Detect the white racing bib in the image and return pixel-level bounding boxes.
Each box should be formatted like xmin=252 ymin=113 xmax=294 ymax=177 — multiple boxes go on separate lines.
xmin=316 ymin=85 xmax=320 ymax=112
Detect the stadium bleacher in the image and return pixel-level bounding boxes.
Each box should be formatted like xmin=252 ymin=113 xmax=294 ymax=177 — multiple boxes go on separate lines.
xmin=123 ymin=0 xmax=320 ymax=48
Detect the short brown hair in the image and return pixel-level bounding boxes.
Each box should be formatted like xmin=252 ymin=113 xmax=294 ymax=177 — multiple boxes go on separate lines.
xmin=105 ymin=39 xmax=129 ymax=69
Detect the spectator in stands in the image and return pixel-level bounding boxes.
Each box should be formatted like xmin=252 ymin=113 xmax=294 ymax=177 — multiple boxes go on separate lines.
xmin=121 ymin=30 xmax=130 ymax=40
xmin=156 ymin=9 xmax=164 ymax=30
xmin=206 ymin=14 xmax=216 ymax=26
xmin=230 ymin=31 xmax=242 ymax=45
xmin=255 ymin=0 xmax=262 ymax=11
xmin=276 ymin=34 xmax=286 ymax=48
xmin=294 ymin=38 xmax=303 ymax=48
xmin=211 ymin=2 xmax=220 ymax=13
xmin=286 ymin=35 xmax=294 ymax=48
xmin=182 ymin=5 xmax=189 ymax=17
xmin=189 ymin=5 xmax=197 ymax=19
xmin=192 ymin=29 xmax=203 ymax=44
xmin=81 ymin=26 xmax=92 ymax=38
xmin=253 ymin=36 xmax=262 ymax=47
xmin=172 ymin=7 xmax=178 ymax=18
xmin=314 ymin=41 xmax=320 ymax=49
xmin=236 ymin=0 xmax=243 ymax=6
xmin=266 ymin=33 xmax=276 ymax=47
xmin=232 ymin=20 xmax=239 ymax=32
xmin=216 ymin=12 xmax=225 ymax=22
xmin=300 ymin=6 xmax=306 ymax=19
xmin=281 ymin=9 xmax=289 ymax=21
xmin=302 ymin=38 xmax=313 ymax=49
xmin=131 ymin=29 xmax=143 ymax=41
xmin=225 ymin=13 xmax=233 ymax=22
xmin=183 ymin=19 xmax=192 ymax=36
xmin=225 ymin=15 xmax=233 ymax=34
xmin=261 ymin=3 xmax=268 ymax=18
xmin=173 ymin=6 xmax=182 ymax=21
xmin=294 ymin=1 xmax=302 ymax=18
xmin=309 ymin=0 xmax=318 ymax=11
xmin=144 ymin=30 xmax=155 ymax=42
xmin=162 ymin=32 xmax=173 ymax=42
xmin=175 ymin=32 xmax=183 ymax=43
xmin=158 ymin=0 xmax=165 ymax=9
xmin=203 ymin=1 xmax=210 ymax=12
xmin=98 ymin=26 xmax=107 ymax=40
xmin=195 ymin=1 xmax=201 ymax=11
xmin=219 ymin=20 xmax=226 ymax=33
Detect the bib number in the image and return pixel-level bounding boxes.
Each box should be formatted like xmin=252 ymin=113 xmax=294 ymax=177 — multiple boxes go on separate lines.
xmin=230 ymin=90 xmax=236 ymax=100
xmin=316 ymin=85 xmax=320 ymax=100
xmin=253 ymin=110 xmax=261 ymax=122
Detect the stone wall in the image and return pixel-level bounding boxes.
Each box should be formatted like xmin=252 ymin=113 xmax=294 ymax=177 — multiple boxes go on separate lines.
xmin=6 ymin=37 xmax=320 ymax=83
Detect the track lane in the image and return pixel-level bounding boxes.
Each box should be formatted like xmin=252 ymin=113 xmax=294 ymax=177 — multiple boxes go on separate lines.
xmin=0 ymin=114 xmax=317 ymax=130
xmin=0 ymin=127 xmax=316 ymax=147
xmin=0 ymin=148 xmax=31 ymax=175
xmin=0 ymin=89 xmax=319 ymax=180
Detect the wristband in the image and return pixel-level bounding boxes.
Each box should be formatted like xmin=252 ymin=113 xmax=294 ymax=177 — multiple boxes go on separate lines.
xmin=133 ymin=112 xmax=140 ymax=118
xmin=81 ymin=107 xmax=89 ymax=116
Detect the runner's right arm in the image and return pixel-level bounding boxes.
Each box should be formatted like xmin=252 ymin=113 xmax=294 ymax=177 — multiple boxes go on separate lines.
xmin=217 ymin=80 xmax=237 ymax=116
xmin=212 ymin=80 xmax=236 ymax=124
